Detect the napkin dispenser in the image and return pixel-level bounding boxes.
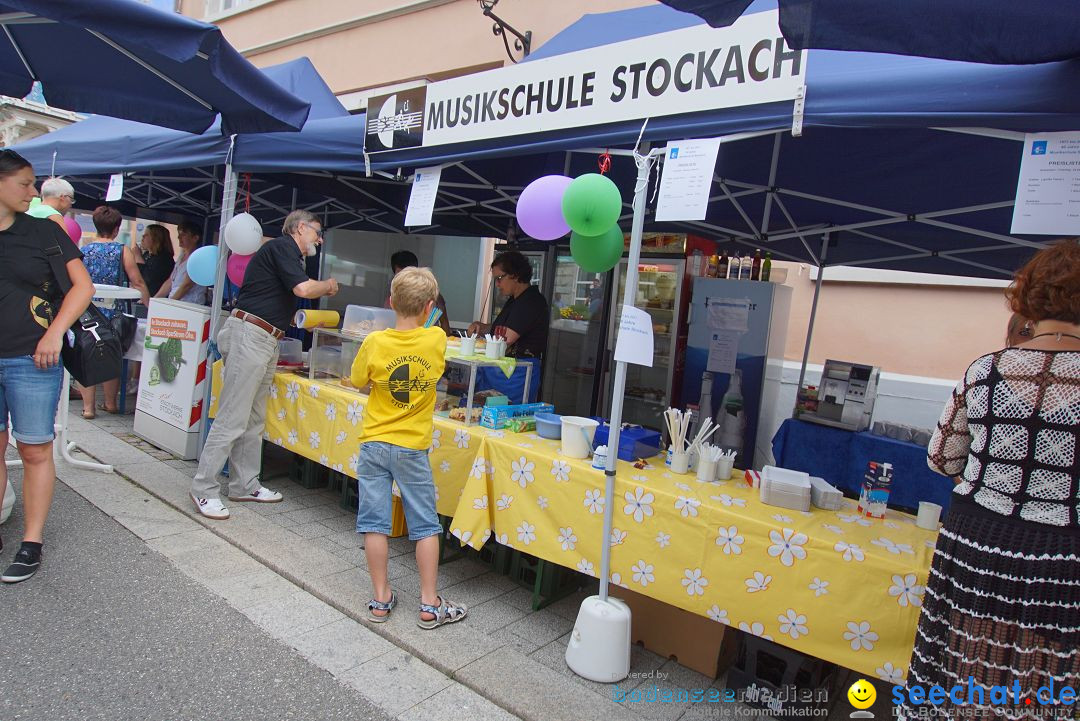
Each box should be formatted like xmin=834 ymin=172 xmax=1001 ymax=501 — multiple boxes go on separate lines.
xmin=759 ymin=465 xmax=811 ymax=512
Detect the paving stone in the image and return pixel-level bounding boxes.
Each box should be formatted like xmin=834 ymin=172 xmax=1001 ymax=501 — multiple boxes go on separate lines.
xmin=464 ymin=599 xmax=530 ymax=635
xmin=206 ymin=568 xmax=305 ymax=610
xmin=291 ymin=521 xmax=337 ymax=539
xmin=244 ymin=590 xmax=346 ymax=640
xmin=396 ymin=682 xmax=521 ymax=721
xmin=436 ymin=572 xmax=520 ymax=609
xmin=505 ymin=608 xmax=575 ymax=647
xmin=289 ymin=617 xmax=396 ymax=675
xmin=338 ymin=649 xmax=452 ymax=716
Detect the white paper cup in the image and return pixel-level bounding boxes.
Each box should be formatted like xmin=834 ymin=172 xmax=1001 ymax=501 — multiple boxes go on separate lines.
xmin=670 ymin=451 xmax=690 ymax=474
xmin=696 ymin=458 xmax=717 ymax=483
xmin=916 ymin=502 xmax=942 ymax=530
xmin=459 ymin=337 xmax=476 ymax=355
xmin=715 ymin=456 xmax=735 ymax=481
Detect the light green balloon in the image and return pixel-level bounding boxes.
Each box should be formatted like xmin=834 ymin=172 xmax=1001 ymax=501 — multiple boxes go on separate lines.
xmin=561 ymin=173 xmax=623 ymax=236
xmin=570 ymin=225 xmax=625 ymax=273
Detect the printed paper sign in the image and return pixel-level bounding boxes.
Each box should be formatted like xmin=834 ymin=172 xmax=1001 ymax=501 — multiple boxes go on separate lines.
xmin=655 ymin=138 xmax=723 ymax=221
xmin=106 ymin=173 xmax=124 ymax=202
xmin=613 ymin=305 xmax=654 ymax=367
xmin=707 ymin=298 xmax=750 ymax=332
xmin=404 ymin=165 xmax=442 ymax=227
xmin=706 ymin=330 xmax=740 ymax=373
xmin=1012 ymin=132 xmax=1080 ymax=235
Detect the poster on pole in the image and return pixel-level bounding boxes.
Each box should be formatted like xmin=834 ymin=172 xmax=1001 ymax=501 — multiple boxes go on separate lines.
xmin=655 ymin=138 xmax=723 ymax=221
xmin=1011 ymin=132 xmax=1080 ymax=235
xmin=404 ymin=165 xmax=442 ymax=227
xmin=106 ymin=173 xmax=124 ymax=202
xmin=613 ymin=305 xmax=654 ymax=367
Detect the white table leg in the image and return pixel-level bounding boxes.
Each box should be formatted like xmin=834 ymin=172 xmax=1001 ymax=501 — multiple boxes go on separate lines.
xmin=56 ymin=368 xmax=113 ymax=473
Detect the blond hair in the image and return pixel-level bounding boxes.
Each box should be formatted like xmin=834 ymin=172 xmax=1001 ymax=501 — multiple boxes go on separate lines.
xmin=391 ymin=266 xmax=438 ymax=318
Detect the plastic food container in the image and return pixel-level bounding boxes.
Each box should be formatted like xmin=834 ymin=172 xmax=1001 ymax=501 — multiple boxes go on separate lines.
xmin=278 ymin=337 xmax=302 ymax=366
xmin=535 ymin=412 xmax=562 ymax=439
xmin=342 ymin=305 xmax=396 ymax=336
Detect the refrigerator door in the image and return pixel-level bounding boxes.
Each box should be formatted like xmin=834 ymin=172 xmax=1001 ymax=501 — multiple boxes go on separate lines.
xmin=600 ymin=258 xmax=684 ymax=432
xmin=542 ymin=254 xmax=610 ymax=418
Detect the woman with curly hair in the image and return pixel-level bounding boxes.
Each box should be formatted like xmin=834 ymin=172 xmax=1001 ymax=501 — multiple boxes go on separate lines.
xmin=900 ymin=240 xmax=1080 ymax=718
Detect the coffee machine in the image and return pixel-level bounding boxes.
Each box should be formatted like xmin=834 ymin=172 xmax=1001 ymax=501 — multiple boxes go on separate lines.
xmin=799 ymin=360 xmax=880 ymax=432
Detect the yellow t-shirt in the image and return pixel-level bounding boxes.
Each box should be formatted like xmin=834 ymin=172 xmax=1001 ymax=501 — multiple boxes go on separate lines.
xmin=350 ymin=326 xmax=446 ymax=450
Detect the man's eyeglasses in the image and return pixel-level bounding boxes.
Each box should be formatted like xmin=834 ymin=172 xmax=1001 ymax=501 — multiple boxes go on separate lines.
xmin=493 ymin=273 xmax=507 ymax=283
xmin=303 ymin=223 xmax=325 ymax=239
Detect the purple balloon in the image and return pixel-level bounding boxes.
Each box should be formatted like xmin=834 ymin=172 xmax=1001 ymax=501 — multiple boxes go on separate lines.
xmin=516 ymin=175 xmax=573 ymax=241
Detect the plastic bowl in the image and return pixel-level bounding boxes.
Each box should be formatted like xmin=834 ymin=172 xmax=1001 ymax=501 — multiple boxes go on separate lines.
xmin=534 ymin=412 xmax=562 ymax=440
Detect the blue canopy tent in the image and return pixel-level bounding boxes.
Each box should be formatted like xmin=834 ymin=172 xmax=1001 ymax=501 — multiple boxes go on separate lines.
xmin=656 ymin=0 xmax=1080 ymax=65
xmin=362 ymin=2 xmax=1080 ymax=675
xmin=0 ymin=0 xmax=311 ymax=133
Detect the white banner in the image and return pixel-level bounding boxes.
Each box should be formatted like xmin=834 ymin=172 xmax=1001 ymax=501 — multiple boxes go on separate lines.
xmin=1011 ymin=132 xmax=1080 ymax=235
xmin=366 ymin=11 xmax=805 ymax=152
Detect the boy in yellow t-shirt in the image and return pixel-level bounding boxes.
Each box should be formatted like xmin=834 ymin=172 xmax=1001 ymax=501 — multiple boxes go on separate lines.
xmin=349 ymin=267 xmax=467 ymax=629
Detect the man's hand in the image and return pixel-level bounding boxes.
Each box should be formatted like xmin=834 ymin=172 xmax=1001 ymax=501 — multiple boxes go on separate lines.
xmin=33 ymin=329 xmax=64 ymax=369
xmin=467 ymin=321 xmax=488 ymax=336
xmin=325 ymin=278 xmax=339 ymax=296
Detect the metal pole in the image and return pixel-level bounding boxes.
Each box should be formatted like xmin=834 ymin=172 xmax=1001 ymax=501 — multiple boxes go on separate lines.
xmin=795 ymin=233 xmax=830 ymax=400
xmin=198 ymin=139 xmax=238 ymax=453
xmin=598 ymin=145 xmax=659 ymax=602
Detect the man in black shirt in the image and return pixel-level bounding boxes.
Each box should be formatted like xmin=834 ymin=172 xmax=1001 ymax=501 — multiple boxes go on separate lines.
xmin=190 ymin=210 xmax=338 ymax=520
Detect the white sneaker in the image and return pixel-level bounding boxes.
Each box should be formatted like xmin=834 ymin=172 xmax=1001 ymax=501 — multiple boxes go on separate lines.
xmin=228 ymin=487 xmax=283 ymax=503
xmin=191 ymin=494 xmax=230 ymax=520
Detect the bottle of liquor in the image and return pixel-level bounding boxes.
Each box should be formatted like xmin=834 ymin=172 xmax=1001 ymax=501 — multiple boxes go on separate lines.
xmin=751 ymin=249 xmax=762 ymax=280
xmin=728 ymin=251 xmax=741 ymax=279
xmin=761 ymin=251 xmax=772 ymax=282
xmin=740 ymin=252 xmax=752 ymax=280
xmin=706 ymin=253 xmax=720 ymax=278
xmin=717 ymin=249 xmax=729 ymax=279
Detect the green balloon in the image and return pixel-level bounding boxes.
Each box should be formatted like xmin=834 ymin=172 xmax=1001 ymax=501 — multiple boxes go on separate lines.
xmin=570 ymin=225 xmax=625 ymax=273
xmin=561 ymin=173 xmax=623 ymax=236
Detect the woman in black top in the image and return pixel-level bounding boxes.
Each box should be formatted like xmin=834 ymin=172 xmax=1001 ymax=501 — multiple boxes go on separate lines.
xmin=134 ymin=223 xmax=175 ymax=297
xmin=0 ymin=150 xmax=94 ymax=583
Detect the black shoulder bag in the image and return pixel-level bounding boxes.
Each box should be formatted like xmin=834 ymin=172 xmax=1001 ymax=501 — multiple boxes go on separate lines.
xmin=111 ymin=246 xmax=137 ymax=353
xmin=42 ymin=242 xmax=123 ymax=386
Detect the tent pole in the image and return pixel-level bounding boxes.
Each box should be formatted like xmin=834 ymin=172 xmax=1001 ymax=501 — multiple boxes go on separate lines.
xmin=598 ymin=144 xmax=659 ymax=604
xmin=199 ymin=145 xmax=238 ymax=454
xmin=796 ymin=233 xmax=830 ymax=406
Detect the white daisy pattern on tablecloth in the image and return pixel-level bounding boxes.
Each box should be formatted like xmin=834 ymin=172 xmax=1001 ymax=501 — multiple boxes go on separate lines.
xmin=888 ymin=573 xmax=924 ymax=608
xmin=551 ymin=459 xmax=571 ymax=482
xmin=439 ymin=460 xmax=450 ymax=473
xmin=674 ymin=482 xmax=693 ymax=493
xmin=610 ymin=528 xmax=627 ymax=546
xmin=738 ymin=621 xmax=773 ymax=640
xmin=518 ymin=442 xmax=533 ymax=449
xmin=584 ymin=489 xmax=605 ymax=514
xmin=269 ymin=383 xmax=278 ymax=399
xmin=768 ymin=528 xmax=808 ymax=567
xmin=454 ymin=429 xmax=470 ymax=448
xmin=834 ymin=542 xmax=866 ymax=562
xmin=924 ymin=540 xmax=937 ymax=550
xmin=745 ymin=571 xmax=772 ymax=593
xmin=470 ymin=457 xmax=488 ymax=479
xmin=451 ymin=528 xmax=472 ymax=546
xmin=837 ymin=513 xmax=873 ymax=527
xmin=319 ymin=454 xmax=329 ymax=466
xmin=610 ymin=572 xmax=627 ymax=589
xmin=496 ymin=494 xmax=514 ymax=511
xmin=713 ymin=494 xmax=747 ymax=507
xmin=538 ymin=495 xmax=549 ymax=509
xmin=308 ymin=431 xmax=320 ymax=449
xmin=884 ymin=521 xmax=900 ymax=530
xmin=517 ymin=521 xmax=536 ymax=546
xmin=577 ymin=559 xmax=595 ymax=576
xmin=809 ymin=578 xmax=830 ymax=596
xmin=325 ymin=402 xmax=336 ymax=421
xmin=428 ymin=428 xmax=441 ymax=453
xmin=655 ymin=531 xmax=671 ymax=548
xmin=511 ymin=457 xmax=535 ymax=488
xmin=872 ymin=537 xmax=915 ymax=555
xmin=472 ymin=495 xmax=488 ymax=510
xmin=778 ymin=609 xmax=808 ymax=639
xmin=276 ymin=408 xmax=287 ymax=421
xmin=297 ymin=407 xmax=306 ymax=420
xmin=348 ymin=453 xmax=359 ymax=472
xmin=844 ymin=621 xmax=878 ymax=651
xmin=346 ymin=401 xmax=363 ymax=426
xmin=495 ymin=532 xmax=509 ymax=545
xmin=716 ymin=525 xmax=744 ymax=555
xmin=308 ymin=384 xmax=319 ymax=398
xmin=675 ymin=495 xmax=701 ymax=518
xmin=772 ymin=514 xmax=794 ymax=524
xmin=335 ymin=430 xmax=348 ymax=445
xmin=822 ymin=524 xmax=844 ymax=535
xmin=681 ymin=568 xmax=708 ymax=596
xmin=287 ymin=429 xmax=298 ymax=446
xmin=707 ymin=606 xmax=729 ymax=624
xmin=285 ymin=381 xmax=300 ymax=402
xmin=632 ymin=560 xmax=655 ymax=587
xmin=623 ymin=487 xmax=655 ymax=523
xmin=331 ymin=463 xmax=343 ymax=473
xmin=876 ymin=662 xmax=904 ymax=685
xmin=558 ymin=527 xmax=577 ymax=551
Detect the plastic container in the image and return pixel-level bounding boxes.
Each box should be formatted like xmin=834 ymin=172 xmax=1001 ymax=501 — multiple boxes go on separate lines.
xmin=535 ymin=412 xmax=563 ymax=439
xmin=592 ymin=422 xmax=661 ymax=462
xmin=312 ymin=346 xmax=342 ymax=379
xmin=561 ymin=416 xmax=599 ymax=459
xmin=342 ymin=305 xmax=396 ymax=336
xmin=277 ymin=337 xmax=302 ymax=366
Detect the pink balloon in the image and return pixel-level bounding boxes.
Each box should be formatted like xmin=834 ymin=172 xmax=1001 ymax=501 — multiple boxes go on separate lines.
xmin=227 ymin=252 xmax=253 ymax=286
xmin=516 ymin=175 xmax=573 ymax=241
xmin=62 ymin=216 xmax=82 ymax=245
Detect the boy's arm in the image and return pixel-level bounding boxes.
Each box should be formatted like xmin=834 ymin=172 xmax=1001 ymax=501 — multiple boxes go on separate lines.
xmin=350 ymin=337 xmax=372 ymax=389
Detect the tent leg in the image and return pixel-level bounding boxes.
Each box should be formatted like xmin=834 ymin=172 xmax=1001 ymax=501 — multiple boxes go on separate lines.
xmin=199 ymin=162 xmax=238 ymax=455
xmin=795 ymin=233 xmax=830 ymax=404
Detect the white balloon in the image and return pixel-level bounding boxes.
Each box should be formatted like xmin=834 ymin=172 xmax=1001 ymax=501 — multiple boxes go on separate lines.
xmin=224 ymin=212 xmax=263 ymax=255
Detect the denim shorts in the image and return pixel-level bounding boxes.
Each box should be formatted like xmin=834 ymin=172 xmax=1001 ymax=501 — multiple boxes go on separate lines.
xmin=0 ymin=355 xmax=63 ymax=444
xmin=355 ymin=441 xmax=442 ymax=541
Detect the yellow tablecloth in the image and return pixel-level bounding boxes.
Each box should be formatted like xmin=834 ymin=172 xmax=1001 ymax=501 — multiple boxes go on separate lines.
xmin=210 ymin=367 xmax=481 ymax=517
xmin=448 ymin=432 xmax=937 ymax=683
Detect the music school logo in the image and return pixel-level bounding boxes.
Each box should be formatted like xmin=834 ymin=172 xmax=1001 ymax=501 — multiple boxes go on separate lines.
xmin=365 ymin=87 xmax=427 ymax=152
xmin=381 ymin=354 xmax=436 ymax=408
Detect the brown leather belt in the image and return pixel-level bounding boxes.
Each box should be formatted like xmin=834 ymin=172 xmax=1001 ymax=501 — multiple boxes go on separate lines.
xmin=232 ymin=310 xmax=285 ymax=339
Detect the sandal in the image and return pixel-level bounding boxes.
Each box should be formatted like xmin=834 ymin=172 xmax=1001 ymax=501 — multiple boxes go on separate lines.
xmin=417 ymin=596 xmax=467 ymax=630
xmin=367 ymin=591 xmax=396 ymax=623
xmin=81 ymin=410 xmax=97 ymax=420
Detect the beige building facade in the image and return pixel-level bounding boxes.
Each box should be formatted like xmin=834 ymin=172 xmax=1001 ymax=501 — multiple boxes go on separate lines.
xmin=182 ymin=0 xmax=1016 ymax=386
